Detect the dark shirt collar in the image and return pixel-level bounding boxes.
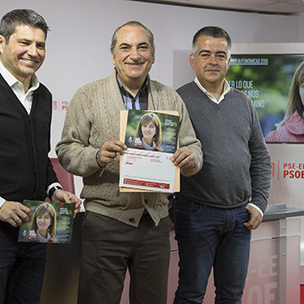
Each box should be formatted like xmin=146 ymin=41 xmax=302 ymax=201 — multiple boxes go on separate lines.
xmin=116 ymin=74 xmax=149 ymax=98
xmin=116 ymin=73 xmax=149 ymax=110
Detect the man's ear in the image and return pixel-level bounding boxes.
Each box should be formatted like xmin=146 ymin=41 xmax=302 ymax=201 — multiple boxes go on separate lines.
xmin=189 ymin=54 xmax=195 ymax=69
xmin=227 ymin=56 xmax=231 ymax=69
xmin=0 ymin=35 xmax=5 ymax=54
xmin=111 ymin=51 xmax=116 ymax=65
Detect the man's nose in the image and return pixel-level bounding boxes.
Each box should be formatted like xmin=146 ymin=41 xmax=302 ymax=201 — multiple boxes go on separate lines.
xmin=27 ymin=44 xmax=38 ymax=56
xmin=208 ymin=54 xmax=217 ymax=65
xmin=130 ymin=47 xmax=140 ymax=59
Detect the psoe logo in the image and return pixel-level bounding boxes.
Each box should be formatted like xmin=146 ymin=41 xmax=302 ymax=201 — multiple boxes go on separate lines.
xmin=282 ymin=162 xmax=304 ymax=179
xmin=53 ymin=100 xmax=69 ymax=112
xmin=271 ymin=161 xmax=304 ymax=180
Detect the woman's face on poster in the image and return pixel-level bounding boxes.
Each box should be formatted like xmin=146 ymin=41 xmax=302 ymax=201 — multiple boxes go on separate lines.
xmin=141 ymin=121 xmax=156 ymax=141
xmin=300 ymin=82 xmax=304 ymax=107
xmin=36 ymin=211 xmax=51 ymax=233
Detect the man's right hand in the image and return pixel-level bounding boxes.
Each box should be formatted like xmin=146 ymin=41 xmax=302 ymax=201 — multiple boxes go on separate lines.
xmin=0 ymin=201 xmax=31 ymax=227
xmin=96 ymin=140 xmax=127 ymax=168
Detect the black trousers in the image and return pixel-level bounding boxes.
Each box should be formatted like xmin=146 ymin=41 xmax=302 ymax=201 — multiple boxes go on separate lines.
xmin=78 ymin=211 xmax=172 ymax=304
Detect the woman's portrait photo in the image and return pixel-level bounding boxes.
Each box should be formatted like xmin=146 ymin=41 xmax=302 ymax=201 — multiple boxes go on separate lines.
xmin=226 ymin=53 xmax=304 ymax=142
xmin=265 ymin=60 xmax=304 ymax=143
xmin=21 ymin=202 xmax=58 ymax=243
xmin=127 ymin=112 xmax=163 ymax=151
xmin=125 ymin=110 xmax=179 ymax=153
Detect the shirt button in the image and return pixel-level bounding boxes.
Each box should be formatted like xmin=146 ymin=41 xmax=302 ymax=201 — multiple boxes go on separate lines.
xmin=129 ymin=217 xmax=135 ymax=223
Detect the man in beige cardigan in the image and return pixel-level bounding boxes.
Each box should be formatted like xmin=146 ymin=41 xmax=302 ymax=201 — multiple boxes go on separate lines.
xmin=56 ymin=21 xmax=202 ymax=304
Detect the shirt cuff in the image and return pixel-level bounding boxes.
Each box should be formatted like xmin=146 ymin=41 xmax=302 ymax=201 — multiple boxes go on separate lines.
xmin=247 ymin=203 xmax=263 ymax=217
xmin=0 ymin=197 xmax=6 ymax=209
xmin=47 ymin=182 xmax=63 ymax=199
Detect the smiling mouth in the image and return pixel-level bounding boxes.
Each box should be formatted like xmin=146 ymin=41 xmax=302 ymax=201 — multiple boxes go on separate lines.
xmin=126 ymin=61 xmax=144 ymax=66
xmin=21 ymin=58 xmax=38 ymax=65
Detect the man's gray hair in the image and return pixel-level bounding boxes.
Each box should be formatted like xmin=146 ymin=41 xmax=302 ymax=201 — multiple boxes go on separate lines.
xmin=110 ymin=21 xmax=155 ymax=57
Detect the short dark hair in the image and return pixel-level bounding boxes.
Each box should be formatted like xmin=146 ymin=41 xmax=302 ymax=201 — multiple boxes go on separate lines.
xmin=192 ymin=26 xmax=231 ymax=55
xmin=110 ymin=21 xmax=155 ymax=57
xmin=0 ymin=9 xmax=49 ymax=43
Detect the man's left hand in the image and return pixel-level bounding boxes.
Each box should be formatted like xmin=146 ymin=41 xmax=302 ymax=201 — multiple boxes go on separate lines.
xmin=171 ymin=147 xmax=196 ymax=169
xmin=51 ymin=189 xmax=81 ymax=217
xmin=244 ymin=204 xmax=263 ymax=230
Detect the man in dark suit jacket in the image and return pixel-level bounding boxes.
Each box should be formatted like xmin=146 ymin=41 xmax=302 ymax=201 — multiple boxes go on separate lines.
xmin=0 ymin=9 xmax=81 ymax=304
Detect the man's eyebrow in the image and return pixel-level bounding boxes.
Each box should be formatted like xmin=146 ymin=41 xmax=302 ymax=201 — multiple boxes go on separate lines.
xmin=198 ymin=50 xmax=211 ymax=55
xmin=118 ymin=42 xmax=149 ymax=48
xmin=119 ymin=43 xmax=131 ymax=48
xmin=17 ymin=38 xmax=45 ymax=44
xmin=198 ymin=50 xmax=227 ymax=55
xmin=17 ymin=38 xmax=31 ymax=43
xmin=216 ymin=51 xmax=227 ymax=55
xmin=138 ymin=42 xmax=149 ymax=46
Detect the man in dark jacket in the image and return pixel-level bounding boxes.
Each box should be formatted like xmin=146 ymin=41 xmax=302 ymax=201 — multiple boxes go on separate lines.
xmin=0 ymin=9 xmax=81 ymax=304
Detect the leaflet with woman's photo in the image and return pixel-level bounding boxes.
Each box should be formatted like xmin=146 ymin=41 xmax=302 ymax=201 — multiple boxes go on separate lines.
xmin=119 ymin=110 xmax=180 ymax=193
xmin=18 ymin=200 xmax=75 ymax=243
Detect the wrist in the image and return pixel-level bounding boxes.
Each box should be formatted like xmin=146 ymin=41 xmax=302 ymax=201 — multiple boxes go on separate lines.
xmin=49 ymin=186 xmax=63 ymax=199
xmin=95 ymin=150 xmax=104 ymax=169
